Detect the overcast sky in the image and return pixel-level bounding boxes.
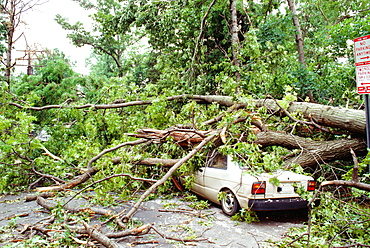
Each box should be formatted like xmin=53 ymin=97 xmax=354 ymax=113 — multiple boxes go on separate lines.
xmin=14 ymin=0 xmax=93 ymax=75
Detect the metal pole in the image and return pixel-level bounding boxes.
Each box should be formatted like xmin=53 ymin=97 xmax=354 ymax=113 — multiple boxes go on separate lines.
xmin=365 ymin=94 xmax=370 ymax=172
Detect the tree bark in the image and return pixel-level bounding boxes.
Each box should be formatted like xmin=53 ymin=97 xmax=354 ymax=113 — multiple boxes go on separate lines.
xmin=286 ymin=0 xmax=306 ymax=66
xmin=81 ymin=221 xmax=122 ymax=248
xmin=36 ymin=196 xmax=113 ymax=216
xmin=253 ymin=99 xmax=366 ymax=134
xmin=194 ymin=96 xmax=365 ymax=134
xmin=127 ymin=128 xmax=211 ymax=146
xmin=5 ymin=0 xmax=15 ymax=84
xmin=255 ymin=131 xmax=367 ymax=168
xmin=125 ymin=129 xmax=367 ymax=169
xmin=133 ymin=158 xmax=180 ymax=167
xmin=35 ymin=166 xmax=99 ymax=192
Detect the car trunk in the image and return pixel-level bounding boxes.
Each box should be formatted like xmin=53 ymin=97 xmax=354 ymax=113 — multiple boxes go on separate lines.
xmin=262 ymin=171 xmax=311 ymax=198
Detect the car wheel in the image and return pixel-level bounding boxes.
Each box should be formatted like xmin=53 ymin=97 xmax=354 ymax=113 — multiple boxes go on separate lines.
xmin=220 ymin=189 xmax=240 ymax=216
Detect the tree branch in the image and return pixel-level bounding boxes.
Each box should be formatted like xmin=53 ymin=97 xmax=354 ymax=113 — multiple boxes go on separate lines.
xmin=321 ymin=180 xmax=370 ymax=192
xmin=36 ymin=196 xmax=114 ymax=216
xmin=119 ymin=132 xmax=219 ymax=223
xmin=81 ymin=221 xmax=122 ymax=248
xmin=63 ymin=173 xmax=157 ymax=207
xmin=87 ymin=139 xmax=149 ymax=168
xmin=34 ymin=166 xmax=99 ymax=192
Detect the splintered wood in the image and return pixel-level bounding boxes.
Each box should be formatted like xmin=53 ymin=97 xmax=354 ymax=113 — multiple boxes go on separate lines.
xmin=128 ymin=128 xmax=214 ymax=147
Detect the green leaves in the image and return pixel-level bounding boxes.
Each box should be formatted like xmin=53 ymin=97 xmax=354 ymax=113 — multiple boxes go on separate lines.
xmin=231 ymin=208 xmax=259 ymax=223
xmin=0 ymin=109 xmax=39 ymax=193
xmin=279 ymin=192 xmax=370 ymax=247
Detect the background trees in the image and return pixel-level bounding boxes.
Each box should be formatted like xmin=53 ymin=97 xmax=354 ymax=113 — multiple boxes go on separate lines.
xmin=55 ymin=0 xmax=366 ymax=105
xmin=0 ymin=0 xmax=369 ymax=246
xmin=0 ymin=0 xmax=44 ymax=85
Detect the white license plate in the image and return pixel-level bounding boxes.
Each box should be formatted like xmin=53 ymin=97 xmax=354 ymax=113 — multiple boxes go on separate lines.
xmin=279 ymin=184 xmax=294 ymax=194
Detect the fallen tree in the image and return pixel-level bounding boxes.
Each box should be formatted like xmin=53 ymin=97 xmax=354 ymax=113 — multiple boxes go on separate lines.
xmin=19 ymin=95 xmax=367 ymax=195
xmin=254 ymin=131 xmax=367 ymax=168
xmin=113 ymin=129 xmax=367 ymax=169
xmin=9 ymin=94 xmax=366 ymax=134
xmin=6 ymin=94 xmax=370 ymax=248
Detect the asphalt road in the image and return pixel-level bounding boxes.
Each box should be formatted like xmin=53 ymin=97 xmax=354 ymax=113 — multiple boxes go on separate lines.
xmin=0 ymin=193 xmax=307 ymax=247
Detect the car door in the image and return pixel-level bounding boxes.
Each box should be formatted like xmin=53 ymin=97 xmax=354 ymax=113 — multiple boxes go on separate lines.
xmin=192 ymin=152 xmax=227 ymax=200
xmin=192 ymin=166 xmax=206 ymax=197
xmin=202 ymin=153 xmax=228 ymax=203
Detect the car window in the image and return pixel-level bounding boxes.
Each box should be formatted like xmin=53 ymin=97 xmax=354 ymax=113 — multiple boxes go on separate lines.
xmin=208 ymin=154 xmax=227 ymax=169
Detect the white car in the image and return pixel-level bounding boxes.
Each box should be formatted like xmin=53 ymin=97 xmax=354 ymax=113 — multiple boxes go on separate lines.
xmin=188 ymin=152 xmax=316 ymax=215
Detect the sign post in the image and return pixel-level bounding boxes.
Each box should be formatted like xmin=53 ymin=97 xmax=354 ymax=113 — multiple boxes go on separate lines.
xmin=354 ymin=35 xmax=370 ymax=172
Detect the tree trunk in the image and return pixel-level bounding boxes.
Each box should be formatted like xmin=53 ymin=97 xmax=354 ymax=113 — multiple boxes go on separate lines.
xmin=5 ymin=0 xmax=15 ymax=85
xmin=10 ymin=95 xmax=366 ymax=134
xmin=192 ymin=96 xmax=366 ymax=134
xmin=230 ymin=0 xmax=240 ymax=82
xmin=253 ymin=99 xmax=366 ymax=134
xmin=255 ymin=131 xmax=367 ymax=168
xmin=1 ymin=0 xmax=44 ymax=87
xmin=286 ymin=0 xmax=305 ymax=66
xmin=126 ymin=128 xmax=367 ymax=169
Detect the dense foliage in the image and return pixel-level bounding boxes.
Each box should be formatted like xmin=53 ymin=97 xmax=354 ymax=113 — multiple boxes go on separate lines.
xmin=1 ymin=0 xmax=370 ymax=247
xmin=56 ymin=0 xmax=367 ymax=106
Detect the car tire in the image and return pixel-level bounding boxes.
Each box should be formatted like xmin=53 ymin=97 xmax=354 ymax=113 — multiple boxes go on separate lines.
xmin=220 ymin=189 xmax=240 ymax=216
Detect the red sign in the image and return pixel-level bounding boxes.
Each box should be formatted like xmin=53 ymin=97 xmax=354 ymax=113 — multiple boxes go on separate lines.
xmin=354 ymin=35 xmax=370 ymax=94
xmin=354 ymin=35 xmax=370 ymax=66
xmin=356 ymin=65 xmax=370 ymax=94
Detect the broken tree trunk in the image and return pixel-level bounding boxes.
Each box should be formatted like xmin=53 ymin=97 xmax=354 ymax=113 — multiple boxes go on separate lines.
xmin=127 ymin=128 xmax=211 ymax=146
xmin=254 ymin=99 xmax=366 ymax=134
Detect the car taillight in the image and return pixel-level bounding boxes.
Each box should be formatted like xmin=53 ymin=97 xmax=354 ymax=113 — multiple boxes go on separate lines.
xmin=307 ymin=180 xmax=316 ymax=191
xmin=251 ymin=182 xmax=266 ymax=194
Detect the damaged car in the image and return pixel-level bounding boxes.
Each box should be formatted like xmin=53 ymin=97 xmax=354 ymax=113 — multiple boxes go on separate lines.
xmin=187 ymin=151 xmax=316 ymax=216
